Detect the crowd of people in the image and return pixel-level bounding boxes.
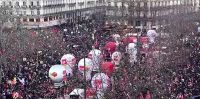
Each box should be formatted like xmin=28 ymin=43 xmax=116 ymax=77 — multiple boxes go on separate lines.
xmin=0 ymin=17 xmax=200 ymax=99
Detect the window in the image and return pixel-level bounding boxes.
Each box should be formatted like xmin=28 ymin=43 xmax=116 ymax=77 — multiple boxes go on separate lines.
xmin=29 ymin=18 xmax=34 ymax=22
xmin=23 ymin=18 xmax=27 ymax=22
xmin=31 ymin=10 xmax=34 ymax=15
xmin=44 ymin=17 xmax=48 ymax=21
xmin=2 ymin=1 xmax=6 ymax=6
xmin=59 ymin=15 xmax=62 ymax=19
xmin=23 ymin=11 xmax=26 ymax=15
xmin=136 ymin=21 xmax=141 ymax=26
xmin=55 ymin=15 xmax=59 ymax=19
xmin=114 ymin=2 xmax=117 ymax=7
xmin=16 ymin=11 xmax=19 ymax=15
xmin=36 ymin=18 xmax=40 ymax=22
xmin=144 ymin=21 xmax=147 ymax=26
xmin=37 ymin=1 xmax=40 ymax=6
xmin=37 ymin=10 xmax=40 ymax=15
xmin=9 ymin=1 xmax=12 ymax=6
xmin=30 ymin=2 xmax=33 ymax=6
xmin=16 ymin=2 xmax=19 ymax=6
xmin=62 ymin=15 xmax=65 ymax=19
xmin=23 ymin=2 xmax=26 ymax=6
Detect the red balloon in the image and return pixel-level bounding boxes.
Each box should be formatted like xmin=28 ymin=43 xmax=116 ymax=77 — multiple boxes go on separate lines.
xmin=121 ymin=38 xmax=129 ymax=44
xmin=101 ymin=62 xmax=115 ymax=75
xmin=129 ymin=37 xmax=137 ymax=43
xmin=104 ymin=42 xmax=116 ymax=53
xmin=140 ymin=36 xmax=149 ymax=43
xmin=86 ymin=88 xmax=96 ymax=98
xmin=122 ymin=36 xmax=137 ymax=44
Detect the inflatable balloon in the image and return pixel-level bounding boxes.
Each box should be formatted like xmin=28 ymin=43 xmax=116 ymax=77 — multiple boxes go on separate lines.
xmin=78 ymin=58 xmax=93 ymax=72
xmin=127 ymin=43 xmax=136 ymax=50
xmin=49 ymin=65 xmax=67 ymax=83
xmin=127 ymin=43 xmax=137 ymax=63
xmin=104 ymin=42 xmax=117 ymax=53
xmin=140 ymin=36 xmax=149 ymax=44
xmin=86 ymin=88 xmax=96 ymax=98
xmin=101 ymin=62 xmax=115 ymax=75
xmin=111 ymin=51 xmax=122 ymax=65
xmin=129 ymin=36 xmax=137 ymax=43
xmin=60 ymin=54 xmax=76 ymax=68
xmin=122 ymin=36 xmax=137 ymax=45
xmin=147 ymin=30 xmax=158 ymax=44
xmin=91 ymin=73 xmax=110 ymax=91
xmin=88 ymin=49 xmax=102 ymax=71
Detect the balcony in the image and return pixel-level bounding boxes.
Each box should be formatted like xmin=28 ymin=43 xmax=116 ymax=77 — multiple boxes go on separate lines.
xmin=21 ymin=5 xmax=28 ymax=9
xmin=78 ymin=2 xmax=84 ymax=6
xmin=68 ymin=3 xmax=76 ymax=7
xmin=8 ymin=5 xmax=13 ymax=8
xmin=14 ymin=5 xmax=20 ymax=8
xmin=29 ymin=5 xmax=41 ymax=9
xmin=43 ymin=4 xmax=64 ymax=8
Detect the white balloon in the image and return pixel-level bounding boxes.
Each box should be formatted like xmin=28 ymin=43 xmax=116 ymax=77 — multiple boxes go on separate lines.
xmin=127 ymin=43 xmax=136 ymax=50
xmin=60 ymin=54 xmax=76 ymax=68
xmin=96 ymin=91 xmax=105 ymax=99
xmin=49 ymin=65 xmax=66 ymax=83
xmin=147 ymin=30 xmax=158 ymax=44
xmin=127 ymin=43 xmax=137 ymax=63
xmin=78 ymin=58 xmax=93 ymax=73
xmin=91 ymin=73 xmax=110 ymax=91
xmin=111 ymin=51 xmax=122 ymax=65
xmin=88 ymin=49 xmax=101 ymax=71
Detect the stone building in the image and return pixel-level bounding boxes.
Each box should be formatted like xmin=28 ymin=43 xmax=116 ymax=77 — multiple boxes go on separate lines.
xmin=106 ymin=0 xmax=200 ymax=32
xmin=0 ymin=0 xmax=106 ymax=28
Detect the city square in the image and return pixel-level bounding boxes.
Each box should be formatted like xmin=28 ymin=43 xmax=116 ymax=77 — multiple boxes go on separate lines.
xmin=0 ymin=0 xmax=200 ymax=99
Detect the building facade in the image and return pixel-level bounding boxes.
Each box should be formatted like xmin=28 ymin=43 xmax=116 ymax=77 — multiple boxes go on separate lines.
xmin=106 ymin=0 xmax=200 ymax=32
xmin=106 ymin=0 xmax=129 ymax=24
xmin=0 ymin=0 xmax=106 ymax=28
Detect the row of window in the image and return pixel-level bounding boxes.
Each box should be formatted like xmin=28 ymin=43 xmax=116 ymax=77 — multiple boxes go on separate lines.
xmin=107 ymin=6 xmax=196 ymax=18
xmin=15 ymin=10 xmax=40 ymax=15
xmin=151 ymin=7 xmax=195 ymax=17
xmin=43 ymin=0 xmax=64 ymax=6
xmin=2 ymin=1 xmax=40 ymax=7
xmin=2 ymin=0 xmax=104 ymax=7
xmin=108 ymin=0 xmax=199 ymax=8
xmin=22 ymin=12 xmax=85 ymax=22
xmin=150 ymin=0 xmax=197 ymax=7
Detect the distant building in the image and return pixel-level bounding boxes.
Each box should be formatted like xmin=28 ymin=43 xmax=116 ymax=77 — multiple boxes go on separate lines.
xmin=0 ymin=0 xmax=106 ymax=28
xmin=106 ymin=0 xmax=200 ymax=32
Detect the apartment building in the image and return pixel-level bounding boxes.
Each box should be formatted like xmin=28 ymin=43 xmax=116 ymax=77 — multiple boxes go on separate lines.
xmin=106 ymin=0 xmax=200 ymax=32
xmin=0 ymin=0 xmax=106 ymax=28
